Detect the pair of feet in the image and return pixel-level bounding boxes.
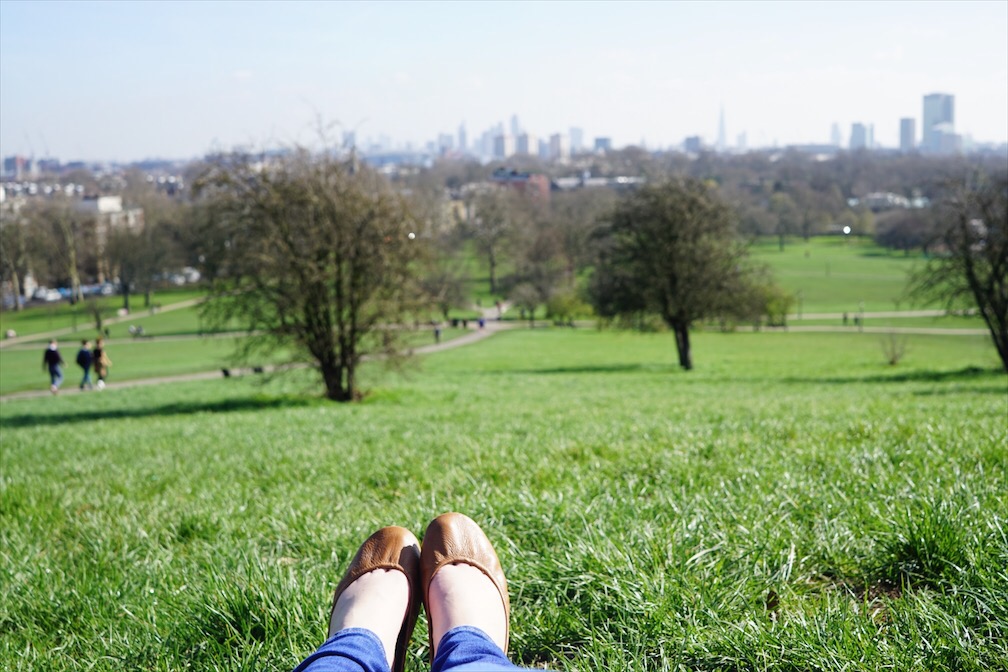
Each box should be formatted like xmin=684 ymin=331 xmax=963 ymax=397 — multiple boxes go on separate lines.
xmin=328 ymin=513 xmax=509 ymax=672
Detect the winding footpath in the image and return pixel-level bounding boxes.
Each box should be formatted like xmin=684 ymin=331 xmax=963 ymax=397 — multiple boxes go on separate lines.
xmin=0 ymin=302 xmax=990 ymax=402
xmin=0 ymin=304 xmax=514 ymax=402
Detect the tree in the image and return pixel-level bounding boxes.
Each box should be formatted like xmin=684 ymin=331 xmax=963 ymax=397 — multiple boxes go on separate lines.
xmin=0 ymin=216 xmax=30 ymax=310
xmin=24 ymin=201 xmax=90 ymax=302
xmin=194 ymin=149 xmax=430 ymax=401
xmin=909 ymin=172 xmax=1008 ymax=372
xmin=589 ymin=178 xmax=761 ymax=370
xmin=464 ymin=189 xmax=513 ymax=296
xmin=509 ymin=282 xmax=542 ymax=328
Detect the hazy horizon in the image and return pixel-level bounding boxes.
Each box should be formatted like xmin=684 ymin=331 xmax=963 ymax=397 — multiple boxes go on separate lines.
xmin=1 ymin=0 xmax=1006 ymax=164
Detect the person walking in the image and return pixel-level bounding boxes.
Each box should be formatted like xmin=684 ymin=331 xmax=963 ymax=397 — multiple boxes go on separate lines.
xmin=42 ymin=340 xmax=65 ymax=394
xmin=93 ymin=336 xmax=112 ymax=390
xmin=293 ymin=512 xmax=550 ymax=672
xmin=76 ymin=340 xmax=94 ymax=390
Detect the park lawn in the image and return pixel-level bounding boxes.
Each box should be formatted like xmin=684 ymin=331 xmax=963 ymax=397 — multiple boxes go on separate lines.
xmin=789 ymin=314 xmax=988 ymax=330
xmin=0 ymin=327 xmax=472 ymax=396
xmin=1 ymin=328 xmax=1005 ymax=671
xmin=750 ymin=236 xmax=929 ymax=314
xmin=0 ymin=337 xmax=246 ymax=395
xmin=0 ymin=289 xmax=205 ymax=339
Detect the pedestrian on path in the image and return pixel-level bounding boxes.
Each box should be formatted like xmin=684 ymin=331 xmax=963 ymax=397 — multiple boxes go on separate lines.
xmin=42 ymin=340 xmax=64 ymax=394
xmin=76 ymin=340 xmax=94 ymax=390
xmin=93 ymin=337 xmax=112 ymax=390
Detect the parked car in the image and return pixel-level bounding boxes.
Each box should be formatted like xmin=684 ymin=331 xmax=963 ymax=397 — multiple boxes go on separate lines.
xmin=32 ymin=288 xmax=63 ymax=302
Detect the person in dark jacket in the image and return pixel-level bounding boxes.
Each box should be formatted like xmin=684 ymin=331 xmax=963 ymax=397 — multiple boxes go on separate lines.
xmin=43 ymin=340 xmax=65 ymax=394
xmin=76 ymin=339 xmax=94 ymax=390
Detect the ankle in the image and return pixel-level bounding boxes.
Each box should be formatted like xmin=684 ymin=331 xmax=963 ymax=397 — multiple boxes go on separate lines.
xmin=329 ymin=569 xmax=408 ymax=670
xmin=427 ymin=563 xmax=507 ymax=656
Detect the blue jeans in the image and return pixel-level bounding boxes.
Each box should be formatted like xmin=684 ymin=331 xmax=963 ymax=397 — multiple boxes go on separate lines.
xmin=80 ymin=365 xmax=92 ymax=388
xmin=293 ymin=625 xmax=530 ymax=672
xmin=49 ymin=365 xmax=63 ymax=388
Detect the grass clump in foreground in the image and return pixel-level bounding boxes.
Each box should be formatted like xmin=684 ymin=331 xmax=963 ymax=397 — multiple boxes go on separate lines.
xmin=1 ymin=328 xmax=1006 ymax=671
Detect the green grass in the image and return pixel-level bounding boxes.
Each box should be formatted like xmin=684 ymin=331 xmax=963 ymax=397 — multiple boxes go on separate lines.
xmin=2 ymin=328 xmax=1005 ymax=671
xmin=790 ymin=314 xmax=987 ymax=329
xmin=0 ymin=289 xmax=206 ymax=339
xmin=0 ymin=328 xmax=472 ymax=396
xmin=750 ymin=236 xmax=930 ymax=314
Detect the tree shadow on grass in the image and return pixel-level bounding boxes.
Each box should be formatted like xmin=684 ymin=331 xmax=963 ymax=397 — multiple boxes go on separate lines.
xmin=0 ymin=396 xmax=317 ymax=429
xmin=783 ymin=365 xmax=1007 ymax=387
xmin=502 ymin=363 xmax=679 ymax=375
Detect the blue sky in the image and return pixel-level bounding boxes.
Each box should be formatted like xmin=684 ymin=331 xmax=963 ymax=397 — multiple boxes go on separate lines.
xmin=1 ymin=0 xmax=1006 ymax=162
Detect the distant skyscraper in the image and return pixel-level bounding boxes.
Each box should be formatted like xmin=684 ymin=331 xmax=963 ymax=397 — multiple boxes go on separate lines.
xmin=922 ymin=93 xmax=954 ymax=153
xmin=569 ymin=127 xmax=584 ymax=154
xmin=899 ymin=118 xmax=916 ymax=153
xmin=493 ymin=134 xmax=515 ymax=159
xmin=717 ymin=106 xmax=726 ymax=152
xmin=850 ymin=123 xmax=867 ymax=150
xmin=538 ymin=138 xmax=550 ymax=160
xmin=458 ymin=123 xmax=467 ymax=152
xmin=516 ymin=133 xmax=537 ymax=156
xmin=510 ymin=114 xmax=521 ymax=138
xmin=549 ymin=133 xmax=569 ymax=161
xmin=830 ymin=123 xmax=842 ymax=147
xmin=736 ymin=132 xmax=747 ymax=152
xmin=593 ymin=137 xmax=612 ymax=153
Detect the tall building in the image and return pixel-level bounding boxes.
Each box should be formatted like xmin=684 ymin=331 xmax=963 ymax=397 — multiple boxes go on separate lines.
xmin=593 ymin=137 xmax=612 ymax=153
xmin=569 ymin=127 xmax=584 ymax=154
xmin=850 ymin=123 xmax=867 ymax=150
xmin=549 ymin=133 xmax=569 ymax=161
xmin=899 ymin=118 xmax=916 ymax=152
xmin=493 ymin=134 xmax=515 ymax=159
xmin=717 ymin=106 xmax=726 ymax=152
xmin=510 ymin=114 xmax=521 ymax=138
xmin=458 ymin=123 xmax=467 ymax=152
xmin=830 ymin=123 xmax=842 ymax=147
xmin=922 ymin=93 xmax=954 ymax=153
xmin=516 ymin=133 xmax=537 ymax=156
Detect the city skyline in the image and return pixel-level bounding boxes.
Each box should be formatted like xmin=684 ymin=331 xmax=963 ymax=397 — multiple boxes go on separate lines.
xmin=1 ymin=0 xmax=1006 ymax=163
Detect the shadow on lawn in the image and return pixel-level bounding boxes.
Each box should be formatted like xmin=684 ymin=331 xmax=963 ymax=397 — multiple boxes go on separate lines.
xmin=503 ymin=363 xmax=678 ymax=375
xmin=784 ymin=365 xmax=1007 ymax=387
xmin=0 ymin=396 xmax=315 ymax=429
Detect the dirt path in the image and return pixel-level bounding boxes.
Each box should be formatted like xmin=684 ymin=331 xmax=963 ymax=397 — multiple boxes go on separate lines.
xmin=0 ymin=304 xmax=515 ymax=402
xmin=2 ymin=302 xmax=989 ymax=402
xmin=0 ymin=297 xmax=203 ymax=350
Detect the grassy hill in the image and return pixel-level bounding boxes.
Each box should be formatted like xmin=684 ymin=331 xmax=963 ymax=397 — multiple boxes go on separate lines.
xmin=1 ymin=328 xmax=1005 ymax=670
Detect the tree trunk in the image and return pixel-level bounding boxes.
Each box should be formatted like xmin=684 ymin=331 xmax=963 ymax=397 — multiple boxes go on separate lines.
xmin=488 ymin=249 xmax=497 ymax=294
xmin=321 ymin=362 xmax=351 ymax=401
xmin=59 ymin=220 xmax=83 ymax=302
xmin=11 ymin=271 xmax=22 ymax=311
xmin=673 ymin=322 xmax=693 ymax=370
xmin=976 ymin=303 xmax=1008 ymax=373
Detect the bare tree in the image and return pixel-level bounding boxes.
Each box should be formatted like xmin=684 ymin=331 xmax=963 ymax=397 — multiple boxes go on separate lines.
xmin=24 ymin=201 xmax=89 ymax=302
xmin=909 ymin=172 xmax=1008 ymax=371
xmin=465 ymin=189 xmax=513 ymax=296
xmin=0 ymin=216 xmax=29 ymax=310
xmin=194 ymin=149 xmax=430 ymax=401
